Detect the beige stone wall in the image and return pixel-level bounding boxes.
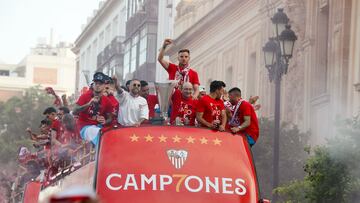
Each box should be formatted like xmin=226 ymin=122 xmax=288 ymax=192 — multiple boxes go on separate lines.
xmin=280 ymin=0 xmax=353 ymax=143
xmin=347 ymin=0 xmax=360 ymax=116
xmin=33 ymin=67 xmax=58 ymax=85
xmin=168 ymin=0 xmax=360 ymax=144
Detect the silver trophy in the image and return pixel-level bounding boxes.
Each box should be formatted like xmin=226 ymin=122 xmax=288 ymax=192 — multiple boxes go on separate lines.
xmin=152 ymin=80 xmax=177 ymax=125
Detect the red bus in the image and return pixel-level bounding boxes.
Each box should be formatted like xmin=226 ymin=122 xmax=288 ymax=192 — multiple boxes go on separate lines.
xmin=22 ymin=125 xmax=269 ymax=203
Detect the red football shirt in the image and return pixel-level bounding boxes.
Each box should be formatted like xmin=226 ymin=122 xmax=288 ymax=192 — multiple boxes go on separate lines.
xmin=50 ymin=119 xmax=63 ymax=142
xmin=107 ymin=94 xmax=119 ymax=120
xmin=147 ymin=95 xmax=159 ymax=118
xmin=167 ymin=63 xmax=200 ymax=85
xmin=237 ymin=100 xmax=259 ymax=141
xmin=196 ymin=95 xmax=225 ymax=126
xmin=170 ymin=89 xmax=198 ymax=126
xmin=76 ymin=90 xmax=113 ymax=130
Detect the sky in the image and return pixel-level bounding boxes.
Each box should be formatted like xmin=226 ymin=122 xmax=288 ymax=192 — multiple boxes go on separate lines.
xmin=0 ymin=0 xmax=101 ymax=64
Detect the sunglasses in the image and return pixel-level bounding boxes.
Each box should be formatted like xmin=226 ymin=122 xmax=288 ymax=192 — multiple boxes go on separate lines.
xmin=133 ymin=84 xmax=141 ymax=87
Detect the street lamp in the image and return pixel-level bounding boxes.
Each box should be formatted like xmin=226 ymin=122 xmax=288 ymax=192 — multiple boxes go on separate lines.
xmin=263 ymin=38 xmax=277 ymax=68
xmin=263 ymin=37 xmax=277 ymax=82
xmin=262 ymin=8 xmax=297 ymax=202
xmin=271 ymin=8 xmax=289 ymax=39
xmin=279 ymin=24 xmax=298 ymax=65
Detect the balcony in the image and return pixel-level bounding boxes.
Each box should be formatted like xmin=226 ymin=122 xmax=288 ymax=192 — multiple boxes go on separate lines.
xmin=97 ymin=36 xmax=124 ymax=69
xmin=125 ymin=0 xmax=158 ymax=37
xmin=111 ymin=36 xmax=125 ymax=57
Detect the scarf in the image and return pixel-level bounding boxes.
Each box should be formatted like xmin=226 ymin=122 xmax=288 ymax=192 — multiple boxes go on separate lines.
xmin=228 ymin=99 xmax=244 ymax=127
xmin=175 ymin=64 xmax=190 ymax=85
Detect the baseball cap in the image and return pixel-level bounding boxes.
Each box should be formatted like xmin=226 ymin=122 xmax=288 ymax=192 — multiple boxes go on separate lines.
xmin=93 ymin=72 xmax=106 ymax=83
xmin=104 ymin=75 xmax=114 ymax=84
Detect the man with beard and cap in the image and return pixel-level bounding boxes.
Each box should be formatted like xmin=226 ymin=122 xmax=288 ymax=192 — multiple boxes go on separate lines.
xmin=158 ymin=39 xmax=200 ymax=98
xmin=113 ymin=77 xmax=149 ymax=127
xmin=73 ymin=72 xmax=113 ymax=146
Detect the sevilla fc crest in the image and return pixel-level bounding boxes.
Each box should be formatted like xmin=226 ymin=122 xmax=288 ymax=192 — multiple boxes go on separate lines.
xmin=167 ymin=149 xmax=188 ymax=169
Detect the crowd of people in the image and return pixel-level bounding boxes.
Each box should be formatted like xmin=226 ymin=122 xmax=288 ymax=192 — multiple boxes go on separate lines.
xmin=14 ymin=38 xmax=261 ymax=198
xmin=72 ymin=38 xmax=260 ymax=148
xmin=16 ymin=103 xmax=82 ymax=191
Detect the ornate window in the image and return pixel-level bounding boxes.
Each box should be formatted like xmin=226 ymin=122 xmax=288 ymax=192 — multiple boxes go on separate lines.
xmin=123 ymin=42 xmax=131 ymax=78
xmin=130 ymin=34 xmax=139 ymax=73
xmin=139 ymin=27 xmax=147 ymax=66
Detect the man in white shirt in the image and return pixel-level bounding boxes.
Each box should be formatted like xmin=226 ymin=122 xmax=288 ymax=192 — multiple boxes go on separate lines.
xmin=113 ymin=77 xmax=149 ymax=126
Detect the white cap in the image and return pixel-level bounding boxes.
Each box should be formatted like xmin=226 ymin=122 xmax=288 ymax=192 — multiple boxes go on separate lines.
xmin=19 ymin=147 xmax=30 ymax=156
xmin=199 ymin=86 xmax=206 ymax=92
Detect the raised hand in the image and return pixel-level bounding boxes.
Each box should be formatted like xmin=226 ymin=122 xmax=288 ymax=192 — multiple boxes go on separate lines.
xmin=254 ymin=104 xmax=261 ymax=111
xmin=163 ymin=39 xmax=173 ymax=48
xmin=112 ymin=75 xmax=118 ymax=85
xmin=249 ymin=96 xmax=259 ymax=104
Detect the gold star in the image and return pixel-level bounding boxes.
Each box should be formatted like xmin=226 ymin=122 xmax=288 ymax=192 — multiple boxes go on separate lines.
xmin=186 ymin=136 xmax=195 ymax=144
xmin=144 ymin=134 xmax=153 ymax=142
xmin=213 ymin=138 xmax=222 ymax=146
xmin=130 ymin=134 xmax=139 ymax=142
xmin=158 ymin=135 xmax=167 ymax=143
xmin=200 ymin=137 xmax=208 ymax=144
xmin=172 ymin=135 xmax=181 ymax=143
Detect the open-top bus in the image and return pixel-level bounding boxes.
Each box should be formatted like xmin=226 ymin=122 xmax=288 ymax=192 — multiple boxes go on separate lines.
xmin=22 ymin=125 xmax=269 ymax=203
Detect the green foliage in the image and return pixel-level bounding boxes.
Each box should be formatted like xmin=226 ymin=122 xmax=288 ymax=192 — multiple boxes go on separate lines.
xmin=0 ymin=86 xmax=53 ymax=164
xmin=304 ymin=147 xmax=351 ymax=203
xmin=252 ymin=118 xmax=310 ymax=198
xmin=274 ymin=180 xmax=310 ymax=203
xmin=275 ymin=115 xmax=360 ymax=203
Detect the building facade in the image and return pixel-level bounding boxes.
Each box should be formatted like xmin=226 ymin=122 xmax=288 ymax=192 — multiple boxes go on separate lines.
xmin=0 ymin=42 xmax=76 ymax=101
xmin=122 ymin=0 xmax=159 ymax=82
xmin=73 ymin=0 xmax=181 ymax=87
xmin=168 ymin=0 xmax=263 ymax=107
xmin=347 ymin=0 xmax=360 ymax=117
xmin=155 ymin=0 xmax=181 ymax=82
xmin=73 ymin=0 xmax=127 ymax=92
xmin=167 ymin=0 xmax=360 ymax=144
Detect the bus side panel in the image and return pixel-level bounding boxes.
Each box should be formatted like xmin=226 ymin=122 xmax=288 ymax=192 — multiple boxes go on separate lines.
xmin=95 ymin=126 xmax=259 ymax=203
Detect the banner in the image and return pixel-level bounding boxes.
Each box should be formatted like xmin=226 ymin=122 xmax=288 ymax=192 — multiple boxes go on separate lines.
xmin=96 ymin=126 xmax=259 ymax=203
